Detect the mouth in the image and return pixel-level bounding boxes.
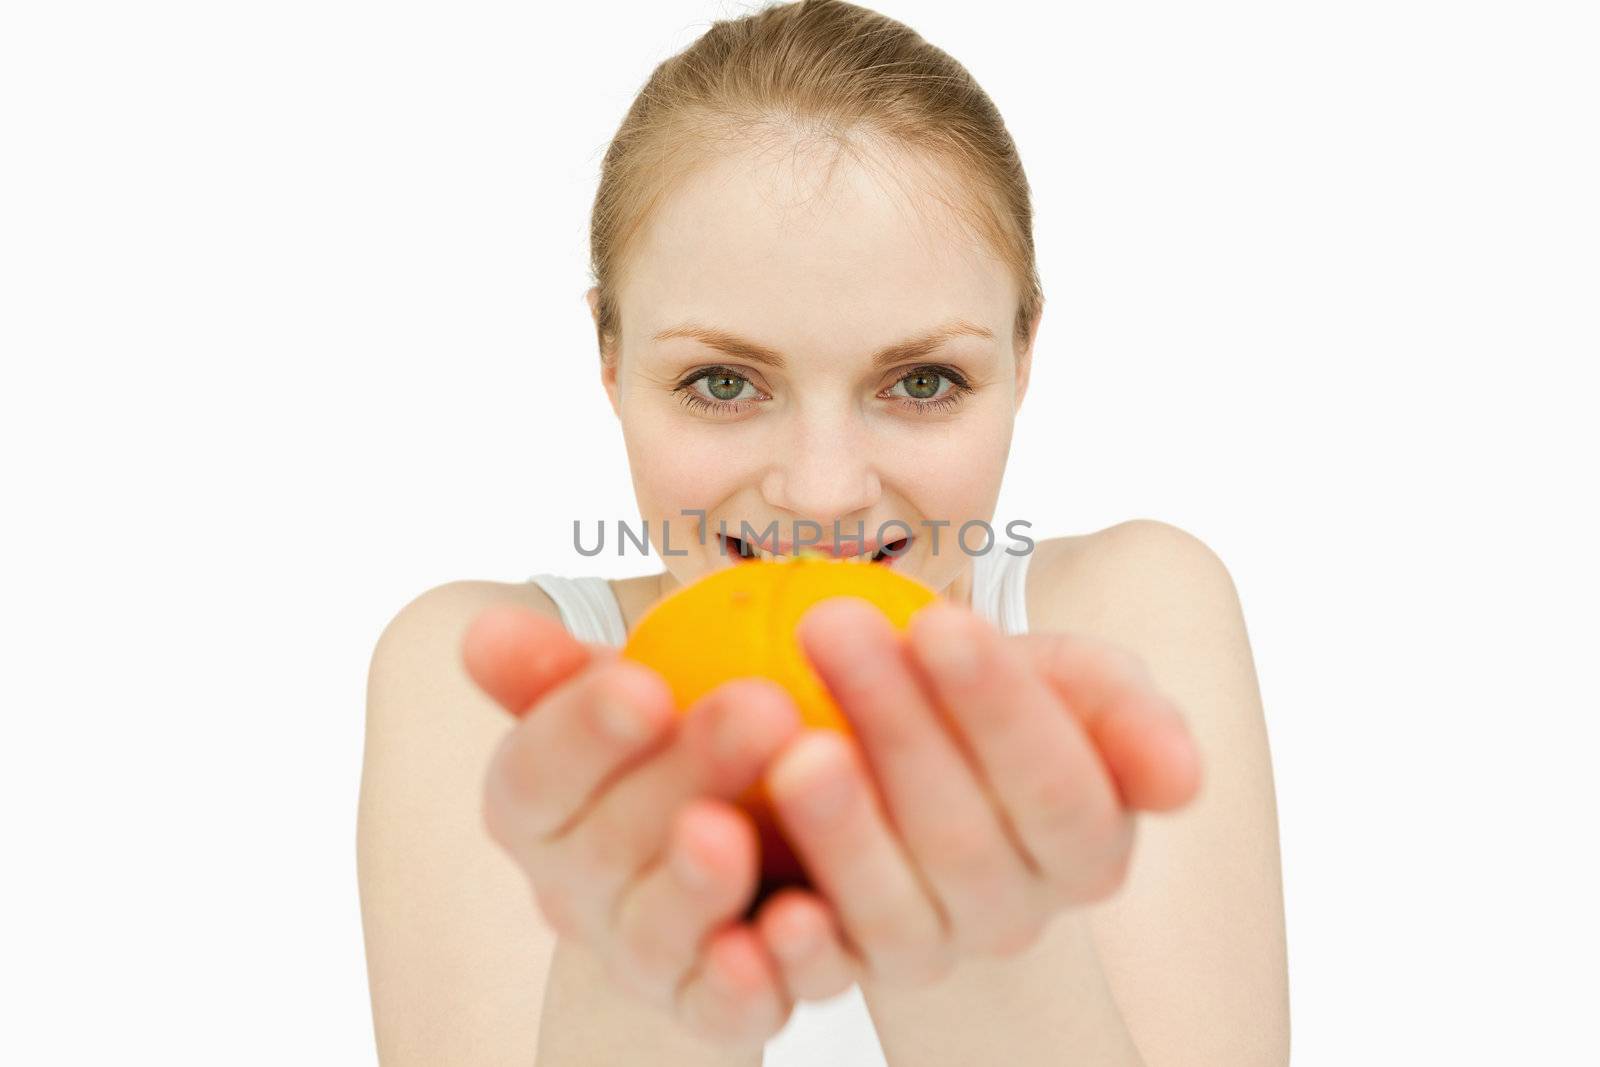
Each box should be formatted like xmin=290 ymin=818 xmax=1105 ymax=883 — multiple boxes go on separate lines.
xmin=716 ymin=532 xmax=913 ymax=566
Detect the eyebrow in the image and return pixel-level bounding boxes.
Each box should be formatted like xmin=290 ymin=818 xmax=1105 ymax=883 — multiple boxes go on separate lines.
xmin=651 ymin=319 xmax=996 ymax=373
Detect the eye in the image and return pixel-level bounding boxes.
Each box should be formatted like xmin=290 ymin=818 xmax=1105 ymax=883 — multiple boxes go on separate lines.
xmin=672 ymin=363 xmax=974 ymax=417
xmin=884 ymin=365 xmax=973 ymax=413
xmin=674 ymin=367 xmax=765 ymax=416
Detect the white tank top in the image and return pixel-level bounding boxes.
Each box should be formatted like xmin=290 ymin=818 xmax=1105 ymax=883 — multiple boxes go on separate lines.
xmin=526 ymin=538 xmax=1036 ymax=1065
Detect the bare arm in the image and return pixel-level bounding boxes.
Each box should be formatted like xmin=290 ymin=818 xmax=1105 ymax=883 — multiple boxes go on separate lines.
xmin=861 ymin=908 xmax=1147 ymax=1065
xmin=861 ymin=521 xmax=1290 ymax=1066
xmin=356 ymin=579 xmax=763 ymax=1065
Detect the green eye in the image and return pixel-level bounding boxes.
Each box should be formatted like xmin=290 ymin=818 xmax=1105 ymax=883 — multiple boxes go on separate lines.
xmin=901 ymin=370 xmax=943 ymax=400
xmin=707 ymin=372 xmax=747 ymax=401
xmin=674 ymin=362 xmax=972 ymax=417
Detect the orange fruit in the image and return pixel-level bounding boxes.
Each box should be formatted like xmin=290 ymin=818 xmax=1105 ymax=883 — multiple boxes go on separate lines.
xmin=621 ymin=551 xmax=938 ymax=901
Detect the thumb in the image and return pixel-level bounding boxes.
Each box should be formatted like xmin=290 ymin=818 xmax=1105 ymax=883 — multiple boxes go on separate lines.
xmin=1018 ymin=632 xmax=1203 ymax=812
xmin=461 ymin=603 xmax=615 ymax=717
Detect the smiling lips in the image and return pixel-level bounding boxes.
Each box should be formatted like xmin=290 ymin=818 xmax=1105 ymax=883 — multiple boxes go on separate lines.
xmin=716 ymin=531 xmax=913 ymax=563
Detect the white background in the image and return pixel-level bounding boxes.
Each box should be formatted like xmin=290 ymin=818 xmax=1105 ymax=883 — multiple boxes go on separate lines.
xmin=3 ymin=1 xmax=1596 ymax=1062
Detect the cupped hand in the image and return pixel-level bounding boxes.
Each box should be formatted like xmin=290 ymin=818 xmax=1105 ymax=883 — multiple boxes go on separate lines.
xmin=462 ymin=604 xmax=810 ymax=1047
xmin=747 ymin=596 xmax=1205 ymax=990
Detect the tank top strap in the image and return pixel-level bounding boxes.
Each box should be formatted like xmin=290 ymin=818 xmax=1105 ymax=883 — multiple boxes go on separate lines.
xmin=969 ymin=537 xmax=1034 ymax=636
xmin=526 ymin=573 xmax=628 ymax=647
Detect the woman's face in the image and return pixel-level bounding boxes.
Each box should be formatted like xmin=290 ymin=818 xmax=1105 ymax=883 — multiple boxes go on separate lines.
xmin=592 ymin=139 xmax=1036 ymax=600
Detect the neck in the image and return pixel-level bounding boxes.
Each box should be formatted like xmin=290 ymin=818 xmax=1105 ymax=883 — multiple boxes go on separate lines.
xmin=941 ymin=555 xmax=977 ymax=611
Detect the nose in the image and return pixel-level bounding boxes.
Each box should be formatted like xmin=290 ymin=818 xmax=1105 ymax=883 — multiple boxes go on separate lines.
xmin=760 ymin=418 xmax=882 ymax=532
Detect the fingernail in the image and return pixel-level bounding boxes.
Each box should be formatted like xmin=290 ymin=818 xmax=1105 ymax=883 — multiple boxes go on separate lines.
xmin=672 ymin=837 xmax=714 ymax=891
xmin=600 ymin=696 xmax=652 ymax=744
xmin=920 ymin=606 xmax=980 ymax=684
xmin=772 ymin=913 xmax=818 ymax=962
xmin=712 ymin=694 xmax=790 ymax=768
xmin=713 ymin=709 xmax=753 ymax=767
xmin=705 ymin=949 xmax=746 ymax=998
xmin=787 ymin=736 xmax=854 ymax=825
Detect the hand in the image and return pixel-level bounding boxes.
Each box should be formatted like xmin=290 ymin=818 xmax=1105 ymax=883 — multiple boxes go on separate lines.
xmin=748 ymin=596 xmax=1204 ymax=989
xmin=462 ymin=604 xmax=810 ymax=1047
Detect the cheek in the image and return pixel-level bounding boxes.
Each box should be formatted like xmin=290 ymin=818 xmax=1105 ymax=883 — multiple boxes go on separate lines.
xmin=621 ymin=400 xmax=1015 ymax=522
xmin=878 ymin=417 xmax=1014 ymax=564
xmin=883 ymin=448 xmax=1005 ymax=523
xmin=881 ymin=413 xmax=1013 ymax=492
xmin=620 ymin=409 xmax=758 ymax=512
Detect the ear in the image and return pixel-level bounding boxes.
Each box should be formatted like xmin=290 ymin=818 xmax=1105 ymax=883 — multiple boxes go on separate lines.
xmin=588 ymin=287 xmax=622 ymax=418
xmin=1014 ymin=299 xmax=1043 ymax=414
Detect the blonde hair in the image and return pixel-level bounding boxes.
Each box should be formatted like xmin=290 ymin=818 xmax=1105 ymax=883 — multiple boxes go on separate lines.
xmin=588 ymin=0 xmax=1043 ymax=367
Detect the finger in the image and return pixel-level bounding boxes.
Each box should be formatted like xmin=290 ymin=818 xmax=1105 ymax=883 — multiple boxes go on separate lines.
xmin=753 ymin=887 xmax=860 ymax=1002
xmin=796 ymin=597 xmax=1038 ymax=956
xmin=610 ymin=799 xmax=762 ymax=1009
xmin=483 ymin=657 xmax=678 ymax=842
xmin=462 ymin=603 xmax=617 ymax=717
xmin=532 ymin=678 xmax=803 ymax=946
xmin=764 ymin=730 xmax=952 ymax=985
xmin=907 ymin=600 xmax=1132 ymax=902
xmin=675 ymin=925 xmax=791 ymax=1048
xmin=1019 ymin=632 xmax=1204 ymax=811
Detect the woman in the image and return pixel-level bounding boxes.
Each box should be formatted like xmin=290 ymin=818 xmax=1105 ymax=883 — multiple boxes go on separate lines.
xmin=358 ymin=1 xmax=1289 ymax=1063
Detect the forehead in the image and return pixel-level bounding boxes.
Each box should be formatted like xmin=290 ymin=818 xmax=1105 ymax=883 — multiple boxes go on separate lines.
xmin=619 ymin=137 xmax=1014 ymax=355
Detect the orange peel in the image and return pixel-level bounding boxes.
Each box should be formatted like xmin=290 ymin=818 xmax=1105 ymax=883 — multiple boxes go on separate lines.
xmin=622 ymin=552 xmax=938 ymax=893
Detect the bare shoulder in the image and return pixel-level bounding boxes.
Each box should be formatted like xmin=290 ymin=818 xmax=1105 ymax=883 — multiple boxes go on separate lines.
xmin=1024 ymin=521 xmax=1289 ymax=1065
xmin=1024 ymin=518 xmax=1240 ymax=641
xmin=362 ymin=576 xmax=567 ymax=772
xmin=358 ymin=578 xmax=569 ymax=1063
xmin=372 ymin=577 xmax=562 ymax=656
